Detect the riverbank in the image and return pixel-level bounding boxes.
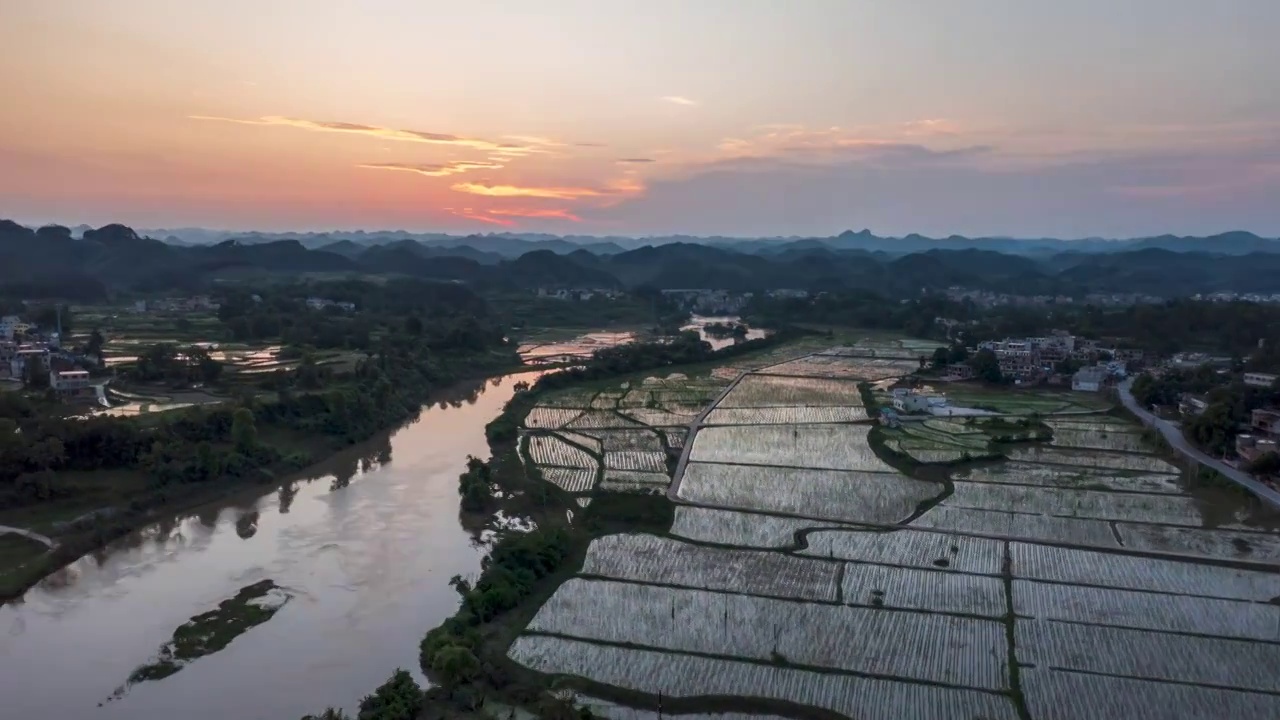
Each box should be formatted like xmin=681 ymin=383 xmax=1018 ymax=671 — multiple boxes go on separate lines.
xmin=0 ymin=355 xmax=525 ymax=603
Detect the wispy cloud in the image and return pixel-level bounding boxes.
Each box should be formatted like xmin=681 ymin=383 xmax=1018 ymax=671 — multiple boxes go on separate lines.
xmin=574 ymin=142 xmax=608 ymax=148
xmin=190 ymin=115 xmax=544 ymax=156
xmin=487 ymin=208 xmax=583 ymax=222
xmin=450 ymin=183 xmax=608 ymax=200
xmin=662 ymin=96 xmax=698 ymax=106
xmin=450 ymin=210 xmax=517 ymax=227
xmin=358 ymin=160 xmax=504 ymax=177
xmin=616 ymin=158 xmax=656 ymax=164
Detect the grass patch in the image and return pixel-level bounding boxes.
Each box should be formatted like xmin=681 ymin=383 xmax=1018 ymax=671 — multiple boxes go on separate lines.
xmin=113 ymin=579 xmax=289 ymax=696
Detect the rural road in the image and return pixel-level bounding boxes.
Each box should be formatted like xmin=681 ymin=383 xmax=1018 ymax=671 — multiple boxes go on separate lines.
xmin=0 ymin=525 xmax=55 ymax=548
xmin=1118 ymin=377 xmax=1280 ymax=508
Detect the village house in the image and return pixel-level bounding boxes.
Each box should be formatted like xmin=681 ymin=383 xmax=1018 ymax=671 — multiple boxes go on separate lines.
xmin=1244 ymin=372 xmax=1278 ymax=389
xmin=1180 ymin=393 xmax=1209 ymax=417
xmin=1072 ymin=366 xmax=1109 ymax=392
xmin=50 ymin=369 xmax=95 ymax=399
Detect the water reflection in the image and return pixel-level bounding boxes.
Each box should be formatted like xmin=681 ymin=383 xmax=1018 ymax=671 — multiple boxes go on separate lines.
xmin=0 ymin=369 xmax=546 ymax=720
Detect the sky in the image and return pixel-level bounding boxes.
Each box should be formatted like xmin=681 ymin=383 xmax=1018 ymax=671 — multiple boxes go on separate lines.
xmin=2 ymin=0 xmax=1278 ymax=238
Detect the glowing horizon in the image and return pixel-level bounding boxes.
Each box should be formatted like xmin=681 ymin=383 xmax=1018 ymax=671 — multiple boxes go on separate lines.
xmin=2 ymin=1 xmax=1278 ymax=237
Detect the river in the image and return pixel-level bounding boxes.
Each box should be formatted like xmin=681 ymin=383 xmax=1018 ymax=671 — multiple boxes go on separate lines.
xmin=0 ymin=370 xmax=545 ymax=720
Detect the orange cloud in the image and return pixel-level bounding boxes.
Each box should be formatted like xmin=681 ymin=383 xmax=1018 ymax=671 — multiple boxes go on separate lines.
xmin=450 ymin=183 xmax=608 ymax=200
xmin=358 ymin=161 xmax=504 ymax=177
xmin=190 ymin=115 xmax=543 ymax=155
xmin=486 ymin=208 xmax=582 ymax=222
xmin=448 ymin=209 xmax=517 ymax=227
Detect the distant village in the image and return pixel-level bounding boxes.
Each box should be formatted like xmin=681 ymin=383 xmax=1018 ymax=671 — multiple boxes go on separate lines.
xmin=0 ymin=313 xmax=96 ymax=401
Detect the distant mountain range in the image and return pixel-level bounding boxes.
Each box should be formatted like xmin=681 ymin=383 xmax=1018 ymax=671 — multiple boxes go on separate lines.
xmin=7 ymin=219 xmax=1280 ymax=301
xmin=118 ymin=225 xmax=1280 ymax=259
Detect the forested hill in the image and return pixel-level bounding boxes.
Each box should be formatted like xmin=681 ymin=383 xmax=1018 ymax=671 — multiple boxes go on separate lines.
xmin=5 ymin=219 xmax=1280 ymax=300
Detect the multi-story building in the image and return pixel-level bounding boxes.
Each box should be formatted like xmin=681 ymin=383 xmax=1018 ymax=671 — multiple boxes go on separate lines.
xmin=50 ymin=369 xmax=95 ymax=399
xmin=1244 ymin=372 xmax=1278 ymax=389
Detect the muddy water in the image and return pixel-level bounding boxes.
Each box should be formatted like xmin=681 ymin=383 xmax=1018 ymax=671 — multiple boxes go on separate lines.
xmin=0 ymin=370 xmax=545 ymax=720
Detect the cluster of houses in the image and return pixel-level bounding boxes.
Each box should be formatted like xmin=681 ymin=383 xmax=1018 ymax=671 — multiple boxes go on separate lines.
xmin=1 ymin=313 xmax=97 ymax=400
xmin=942 ymin=288 xmax=1164 ymax=308
xmin=132 ymin=296 xmax=220 ymax=313
xmin=934 ymin=332 xmax=1141 ymax=390
xmin=1193 ymin=292 xmax=1280 ymax=304
xmin=1237 ymin=409 xmax=1280 ymax=466
xmin=534 ymin=288 xmax=624 ymax=302
xmin=659 ymin=289 xmax=754 ymax=315
xmin=305 ymin=297 xmax=357 ymax=312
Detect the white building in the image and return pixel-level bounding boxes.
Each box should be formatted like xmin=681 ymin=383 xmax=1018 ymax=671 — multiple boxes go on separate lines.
xmin=892 ymin=390 xmax=946 ymax=414
xmin=1072 ymin=366 xmax=1108 ymax=392
xmin=1244 ymin=372 xmax=1278 ymax=389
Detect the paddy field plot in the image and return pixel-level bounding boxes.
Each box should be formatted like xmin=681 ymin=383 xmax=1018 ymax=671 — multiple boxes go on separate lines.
xmin=536 ymin=390 xmax=598 ymax=408
xmin=688 ymin=424 xmax=895 ymax=471
xmin=1013 ymin=581 xmax=1280 ymax=640
xmin=898 ymin=424 xmax=990 ymax=450
xmin=717 ymin=375 xmax=864 ymax=407
xmin=893 ymin=445 xmax=975 ymax=464
xmin=668 ymin=506 xmax=852 ymax=548
xmin=590 ymin=393 xmax=623 ymax=409
xmin=841 ymin=563 xmax=1007 ymax=617
xmin=954 ymin=461 xmax=1185 ymax=494
xmin=580 ymin=534 xmax=840 ymax=602
xmin=593 ymin=429 xmax=664 ymax=452
xmin=766 ymin=355 xmax=918 ymax=381
xmin=1114 ymin=522 xmax=1280 ymax=563
xmin=678 ymin=462 xmax=942 ymax=525
xmin=603 ymin=469 xmax=669 ymax=484
xmin=1044 ymin=417 xmax=1142 ymax=433
xmin=703 ymin=406 xmax=869 ymax=425
xmin=1010 ymin=542 xmax=1280 ymax=601
xmin=1020 ymin=665 xmax=1280 ymax=720
xmin=523 ymin=407 xmax=584 ymax=429
xmin=1049 ymin=427 xmax=1151 ymax=453
xmin=527 ymin=435 xmax=598 ymax=468
xmin=556 ymin=430 xmax=602 ymax=454
xmin=604 ymin=451 xmax=667 ymax=472
xmin=566 ymin=411 xmax=646 ymax=429
xmin=912 ymin=505 xmax=1121 ymax=549
xmin=538 ymin=467 xmax=597 ymax=493
xmin=660 ymin=428 xmax=687 ymax=449
xmin=620 ymin=408 xmax=698 ymax=427
xmin=1016 ymin=620 xmax=1280 ymax=694
xmin=921 ymin=418 xmax=988 ymax=436
xmin=800 ymin=527 xmax=1005 ymax=575
xmin=525 ymin=579 xmax=1010 ymax=690
xmin=1007 ymin=446 xmax=1180 ymax=474
xmin=946 ymin=482 xmax=1228 ymax=527
xmin=508 ymin=636 xmax=1021 ymax=720
xmin=599 ymin=480 xmax=668 ymax=494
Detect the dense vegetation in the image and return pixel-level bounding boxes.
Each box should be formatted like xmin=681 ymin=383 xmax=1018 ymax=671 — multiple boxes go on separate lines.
xmin=748 ymin=293 xmax=1280 ymax=362
xmin=0 ymin=278 xmax=521 ymax=599
xmin=6 ymin=219 xmax=1280 ymax=299
xmin=1132 ymin=368 xmax=1280 ymax=457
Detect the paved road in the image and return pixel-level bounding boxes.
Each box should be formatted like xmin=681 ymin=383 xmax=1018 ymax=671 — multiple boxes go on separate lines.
xmin=0 ymin=525 xmax=55 ymax=548
xmin=1118 ymin=378 xmax=1280 ymax=508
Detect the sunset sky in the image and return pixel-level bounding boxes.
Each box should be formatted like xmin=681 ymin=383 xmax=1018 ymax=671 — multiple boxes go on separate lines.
xmin=2 ymin=1 xmax=1278 ymax=237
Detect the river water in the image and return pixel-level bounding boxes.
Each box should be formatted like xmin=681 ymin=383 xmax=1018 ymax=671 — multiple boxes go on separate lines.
xmin=0 ymin=370 xmax=544 ymax=720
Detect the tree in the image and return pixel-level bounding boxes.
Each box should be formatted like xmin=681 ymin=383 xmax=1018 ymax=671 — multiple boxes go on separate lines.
xmin=428 ymin=645 xmax=481 ymax=692
xmin=23 ymin=360 xmax=50 ymax=390
xmin=1247 ymin=452 xmax=1280 ymax=476
xmin=86 ymin=329 xmax=105 ymax=361
xmin=231 ymin=407 xmax=258 ymax=454
xmin=967 ymin=349 xmax=1003 ymax=384
xmin=356 ymin=668 xmax=423 ymax=720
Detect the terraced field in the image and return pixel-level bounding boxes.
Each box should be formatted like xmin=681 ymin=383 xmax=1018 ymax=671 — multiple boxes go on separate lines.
xmin=507 ymin=342 xmax=1280 ymax=720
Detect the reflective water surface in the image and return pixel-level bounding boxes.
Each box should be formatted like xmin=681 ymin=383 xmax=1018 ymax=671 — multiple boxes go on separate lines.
xmin=0 ymin=371 xmax=544 ymax=720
